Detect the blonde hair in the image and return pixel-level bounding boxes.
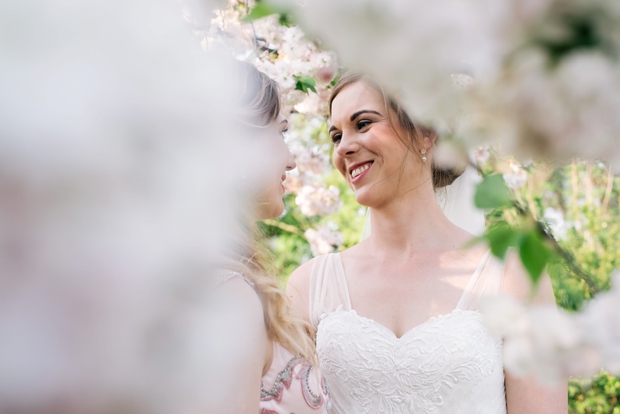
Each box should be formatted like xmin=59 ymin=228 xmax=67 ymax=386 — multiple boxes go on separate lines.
xmin=226 ymin=60 xmax=317 ymax=364
xmin=329 ymin=72 xmax=463 ymax=189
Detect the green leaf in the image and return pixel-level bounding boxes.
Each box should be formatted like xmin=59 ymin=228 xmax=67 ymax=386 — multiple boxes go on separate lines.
xmin=519 ymin=231 xmax=552 ymax=285
xmin=475 ymin=174 xmax=513 ymax=209
xmin=486 ymin=224 xmax=519 ymax=259
xmin=242 ymin=2 xmax=279 ymax=22
xmin=293 ymin=75 xmax=317 ymax=94
xmin=278 ymin=12 xmax=294 ymax=27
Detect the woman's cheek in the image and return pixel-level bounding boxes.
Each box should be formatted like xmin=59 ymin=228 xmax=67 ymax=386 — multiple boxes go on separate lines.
xmin=332 ymin=155 xmax=346 ymax=178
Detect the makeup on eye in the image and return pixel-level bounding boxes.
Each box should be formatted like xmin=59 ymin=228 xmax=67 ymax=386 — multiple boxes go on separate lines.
xmin=328 ymin=109 xmax=383 ymax=145
xmin=280 ymin=120 xmax=289 ymax=139
xmin=330 ymin=132 xmax=342 ymax=144
xmin=356 ymin=119 xmax=372 ymax=130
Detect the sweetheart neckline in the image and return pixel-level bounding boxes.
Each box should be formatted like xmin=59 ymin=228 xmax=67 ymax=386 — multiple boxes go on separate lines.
xmin=323 ymin=307 xmax=483 ymax=340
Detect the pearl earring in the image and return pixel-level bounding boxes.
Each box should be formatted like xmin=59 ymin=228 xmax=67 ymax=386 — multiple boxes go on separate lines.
xmin=421 ymin=148 xmax=427 ymax=162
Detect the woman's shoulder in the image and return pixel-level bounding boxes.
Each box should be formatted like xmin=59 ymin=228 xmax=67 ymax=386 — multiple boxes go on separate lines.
xmin=214 ymin=271 xmax=265 ymax=315
xmin=287 ymin=256 xmax=323 ymax=302
xmin=288 ymin=252 xmax=341 ymax=288
xmin=286 ymin=252 xmax=343 ymax=323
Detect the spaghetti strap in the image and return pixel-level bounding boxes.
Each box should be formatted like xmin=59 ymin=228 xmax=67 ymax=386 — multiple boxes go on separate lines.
xmin=218 ymin=270 xmax=253 ymax=286
xmin=456 ymin=250 xmax=507 ymax=311
xmin=308 ymin=254 xmax=352 ymax=329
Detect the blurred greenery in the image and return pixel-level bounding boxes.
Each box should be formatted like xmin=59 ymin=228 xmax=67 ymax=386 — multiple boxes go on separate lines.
xmin=478 ymin=157 xmax=620 ymax=412
xmin=569 ymin=373 xmax=620 ymax=414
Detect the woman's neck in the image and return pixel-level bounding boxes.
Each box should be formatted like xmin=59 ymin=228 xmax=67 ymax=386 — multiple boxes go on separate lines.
xmin=366 ymin=183 xmax=466 ymax=257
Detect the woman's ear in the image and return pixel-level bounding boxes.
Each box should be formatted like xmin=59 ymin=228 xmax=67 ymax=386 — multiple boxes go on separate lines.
xmin=424 ymin=133 xmax=437 ymax=149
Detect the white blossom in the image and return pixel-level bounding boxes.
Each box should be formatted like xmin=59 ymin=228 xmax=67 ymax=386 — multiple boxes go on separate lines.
xmin=304 ymin=222 xmax=344 ymax=256
xmin=0 ymin=0 xmax=265 ymax=411
xmin=295 ymin=184 xmax=341 ymax=217
xmin=543 ymin=207 xmax=571 ymax=240
xmin=482 ymin=272 xmax=620 ymax=384
xmin=473 ymin=147 xmax=490 ymax=166
xmin=503 ymin=162 xmax=528 ymax=190
xmin=293 ymin=0 xmax=502 ymax=124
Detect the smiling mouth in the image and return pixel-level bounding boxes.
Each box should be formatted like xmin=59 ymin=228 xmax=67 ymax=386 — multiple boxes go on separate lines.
xmin=350 ymin=161 xmax=373 ymax=179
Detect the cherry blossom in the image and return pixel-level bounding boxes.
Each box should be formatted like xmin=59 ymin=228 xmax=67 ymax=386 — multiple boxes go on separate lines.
xmin=304 ymin=223 xmax=345 ymax=256
xmin=482 ymin=271 xmax=620 ymax=384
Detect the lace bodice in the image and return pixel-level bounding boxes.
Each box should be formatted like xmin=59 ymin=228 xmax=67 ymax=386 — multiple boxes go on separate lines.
xmin=309 ymin=251 xmax=507 ymax=414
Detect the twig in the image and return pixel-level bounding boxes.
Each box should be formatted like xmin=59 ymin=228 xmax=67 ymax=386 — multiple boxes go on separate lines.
xmin=262 ymin=218 xmax=306 ymax=237
xmin=512 ymin=201 xmax=600 ymax=294
xmin=469 ymin=158 xmax=601 ymax=294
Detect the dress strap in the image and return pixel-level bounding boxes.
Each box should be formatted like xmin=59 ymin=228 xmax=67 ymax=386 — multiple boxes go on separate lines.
xmin=456 ymin=250 xmax=507 ymax=311
xmin=308 ymin=253 xmax=352 ymax=329
xmin=218 ymin=270 xmax=253 ymax=286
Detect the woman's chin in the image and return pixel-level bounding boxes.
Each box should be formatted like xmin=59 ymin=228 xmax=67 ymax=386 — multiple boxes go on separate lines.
xmin=256 ymin=200 xmax=284 ymax=221
xmin=354 ymin=189 xmax=376 ymax=208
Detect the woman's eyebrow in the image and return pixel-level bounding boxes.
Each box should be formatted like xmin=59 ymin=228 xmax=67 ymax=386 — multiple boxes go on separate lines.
xmin=350 ymin=109 xmax=382 ymax=121
xmin=329 ymin=109 xmax=382 ymax=133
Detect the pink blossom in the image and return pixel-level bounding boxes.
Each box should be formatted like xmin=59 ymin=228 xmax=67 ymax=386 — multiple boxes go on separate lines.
xmin=304 ymin=223 xmax=344 ymax=256
xmin=295 ymin=184 xmax=341 ymax=217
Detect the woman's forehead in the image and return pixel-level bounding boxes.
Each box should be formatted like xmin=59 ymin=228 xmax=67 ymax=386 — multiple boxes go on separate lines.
xmin=331 ymin=82 xmax=384 ymax=120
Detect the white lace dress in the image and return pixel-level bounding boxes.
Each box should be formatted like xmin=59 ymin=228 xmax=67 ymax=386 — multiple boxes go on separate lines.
xmin=309 ymin=251 xmax=507 ymax=414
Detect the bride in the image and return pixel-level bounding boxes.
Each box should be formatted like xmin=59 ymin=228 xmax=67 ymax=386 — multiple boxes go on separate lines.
xmin=287 ymin=73 xmax=567 ymax=413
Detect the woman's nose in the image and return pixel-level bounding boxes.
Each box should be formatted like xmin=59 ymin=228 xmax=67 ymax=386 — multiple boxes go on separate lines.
xmin=335 ymin=133 xmax=359 ymax=158
xmin=286 ymin=151 xmax=296 ymax=171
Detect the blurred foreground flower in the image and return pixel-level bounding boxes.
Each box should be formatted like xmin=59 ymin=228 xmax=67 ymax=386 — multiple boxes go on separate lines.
xmin=0 ymin=0 xmax=265 ymax=412
xmin=482 ymin=271 xmax=620 ymax=384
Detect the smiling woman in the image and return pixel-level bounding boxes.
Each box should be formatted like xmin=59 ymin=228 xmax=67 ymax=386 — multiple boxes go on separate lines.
xmin=286 ymin=72 xmax=568 ymax=413
xmin=328 ymin=73 xmax=462 ymax=197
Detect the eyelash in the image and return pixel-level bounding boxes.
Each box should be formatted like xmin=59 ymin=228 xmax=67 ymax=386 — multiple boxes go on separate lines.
xmin=331 ymin=120 xmax=372 ymax=145
xmin=357 ymin=120 xmax=372 ymax=129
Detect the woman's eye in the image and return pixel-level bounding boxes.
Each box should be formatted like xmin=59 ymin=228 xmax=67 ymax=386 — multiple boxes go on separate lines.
xmin=331 ymin=133 xmax=342 ymax=144
xmin=281 ymin=128 xmax=289 ymax=140
xmin=357 ymin=120 xmax=372 ymax=130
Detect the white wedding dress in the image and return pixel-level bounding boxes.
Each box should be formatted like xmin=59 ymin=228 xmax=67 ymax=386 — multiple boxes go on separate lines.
xmin=309 ymin=250 xmax=508 ymax=414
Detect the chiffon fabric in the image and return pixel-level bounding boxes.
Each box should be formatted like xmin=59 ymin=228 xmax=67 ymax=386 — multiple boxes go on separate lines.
xmin=309 ymin=251 xmax=507 ymax=414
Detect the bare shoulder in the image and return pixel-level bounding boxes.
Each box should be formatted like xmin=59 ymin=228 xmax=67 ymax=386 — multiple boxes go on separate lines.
xmin=287 ymin=257 xmax=316 ymax=291
xmin=502 ymin=251 xmax=556 ymax=305
xmin=214 ymin=275 xmax=266 ymax=330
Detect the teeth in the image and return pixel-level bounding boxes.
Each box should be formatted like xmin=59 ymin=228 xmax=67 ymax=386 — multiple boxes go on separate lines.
xmin=351 ymin=163 xmax=371 ymax=178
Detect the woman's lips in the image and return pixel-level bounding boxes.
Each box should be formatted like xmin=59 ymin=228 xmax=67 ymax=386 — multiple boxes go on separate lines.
xmin=350 ymin=161 xmax=373 ymax=184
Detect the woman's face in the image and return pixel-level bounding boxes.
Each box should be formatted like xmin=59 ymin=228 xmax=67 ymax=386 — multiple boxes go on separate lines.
xmin=329 ymin=81 xmax=427 ymax=208
xmin=255 ymin=114 xmax=296 ymax=220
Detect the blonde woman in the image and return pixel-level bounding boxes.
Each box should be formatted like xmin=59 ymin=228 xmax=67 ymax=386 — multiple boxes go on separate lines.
xmin=287 ymin=73 xmax=567 ymax=413
xmin=209 ymin=62 xmax=330 ymax=414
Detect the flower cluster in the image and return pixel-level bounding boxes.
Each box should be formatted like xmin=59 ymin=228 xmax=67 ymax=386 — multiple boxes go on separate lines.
xmin=482 ymin=270 xmax=620 ymax=384
xmin=203 ymin=2 xmax=345 ymax=255
xmin=279 ymin=0 xmax=620 ymax=169
xmin=503 ymin=160 xmax=528 ymax=190
xmin=0 ymin=0 xmax=262 ymax=412
xmin=205 ymin=2 xmax=337 ymax=118
xmin=304 ymin=222 xmax=345 ymax=256
xmin=295 ymin=184 xmax=341 ymax=217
